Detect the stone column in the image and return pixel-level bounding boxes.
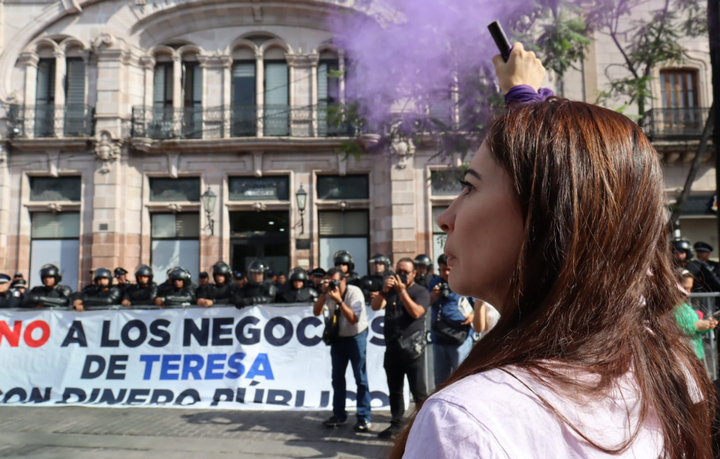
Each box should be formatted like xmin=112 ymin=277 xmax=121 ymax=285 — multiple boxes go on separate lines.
xmin=0 ymin=145 xmax=9 ymax=271
xmin=53 ymin=50 xmax=66 ymax=137
xmin=140 ymin=56 xmax=155 ymax=107
xmin=310 ymin=58 xmax=318 ymax=136
xmin=18 ymin=52 xmax=38 ymax=139
xmin=222 ymin=57 xmax=232 ymax=138
xmin=339 ymin=51 xmax=346 ymax=104
xmin=255 ymin=50 xmax=264 ymax=137
xmin=388 ymin=139 xmax=419 ymax=261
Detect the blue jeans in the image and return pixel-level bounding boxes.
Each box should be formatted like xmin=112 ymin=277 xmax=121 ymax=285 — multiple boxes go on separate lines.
xmin=433 ymin=334 xmax=473 ymax=386
xmin=330 ymin=328 xmax=371 ymax=422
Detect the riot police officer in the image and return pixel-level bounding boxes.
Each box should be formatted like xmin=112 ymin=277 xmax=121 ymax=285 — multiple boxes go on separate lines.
xmin=360 ymin=253 xmax=392 ymax=302
xmin=334 ymin=250 xmax=361 ymax=287
xmin=154 ymin=267 xmax=196 ymax=307
xmin=157 ymin=267 xmax=176 ymax=298
xmin=196 ymin=271 xmax=211 ymax=297
xmin=0 ymin=274 xmax=22 ymax=308
xmin=121 ymin=265 xmax=158 ymax=306
xmin=276 ymin=268 xmax=319 ymax=303
xmin=114 ymin=267 xmax=130 ymax=292
xmin=672 ymin=238 xmax=720 ymax=293
xmin=197 ymin=261 xmax=237 ymax=307
xmin=236 ymin=261 xmax=277 ymax=308
xmin=72 ymin=268 xmax=123 ymax=311
xmin=23 ymin=264 xmax=72 ymax=308
xmin=413 ymin=254 xmax=434 ymax=289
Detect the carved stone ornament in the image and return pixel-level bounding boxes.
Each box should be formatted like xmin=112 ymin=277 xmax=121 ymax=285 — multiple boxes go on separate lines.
xmin=166 ymin=203 xmax=182 ymax=213
xmin=47 ymin=203 xmax=62 ymax=213
xmin=251 ymin=202 xmax=267 ymax=212
xmin=93 ymin=33 xmax=115 ymax=51
xmin=94 ymin=132 xmax=121 ymax=174
xmin=6 ymin=90 xmax=22 ymax=105
xmin=389 ymin=137 xmax=416 ymax=169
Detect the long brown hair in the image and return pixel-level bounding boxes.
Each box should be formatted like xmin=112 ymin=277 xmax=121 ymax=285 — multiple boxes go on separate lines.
xmin=390 ymin=99 xmax=713 ymax=458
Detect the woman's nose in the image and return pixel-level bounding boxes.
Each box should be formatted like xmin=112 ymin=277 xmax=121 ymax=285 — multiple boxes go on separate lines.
xmin=437 ymin=205 xmax=455 ymax=233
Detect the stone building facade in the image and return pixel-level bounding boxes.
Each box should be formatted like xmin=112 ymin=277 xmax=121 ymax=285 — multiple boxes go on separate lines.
xmin=0 ymin=0 xmax=715 ymax=290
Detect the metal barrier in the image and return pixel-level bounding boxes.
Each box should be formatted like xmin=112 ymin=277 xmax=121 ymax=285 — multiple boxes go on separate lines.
xmin=687 ymin=292 xmax=718 ymax=380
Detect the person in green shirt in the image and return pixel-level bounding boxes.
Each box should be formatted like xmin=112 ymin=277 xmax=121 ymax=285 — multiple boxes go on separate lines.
xmin=674 ymin=269 xmax=717 ymax=360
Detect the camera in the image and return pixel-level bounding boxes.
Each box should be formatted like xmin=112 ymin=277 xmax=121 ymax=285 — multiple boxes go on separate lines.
xmin=328 ymin=279 xmax=341 ymax=291
xmin=397 ymin=274 xmax=408 ymax=285
xmin=438 ymin=281 xmax=451 ymax=300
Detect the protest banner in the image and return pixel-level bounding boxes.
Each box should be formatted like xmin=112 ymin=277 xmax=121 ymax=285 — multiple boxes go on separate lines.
xmin=0 ymin=305 xmax=404 ymax=410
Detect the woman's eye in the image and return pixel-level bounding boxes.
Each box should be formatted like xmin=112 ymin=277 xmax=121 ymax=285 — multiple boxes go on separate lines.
xmin=458 ymin=180 xmax=475 ymax=194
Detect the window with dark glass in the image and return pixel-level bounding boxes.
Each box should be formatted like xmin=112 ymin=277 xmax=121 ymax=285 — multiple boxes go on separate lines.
xmin=317 ymin=175 xmax=369 ymax=200
xmin=151 ymin=213 xmax=200 ymax=239
xmin=30 ymin=176 xmax=82 ymax=201
xmin=153 ymin=62 xmax=174 ymax=109
xmin=228 ymin=176 xmax=289 ymax=201
xmin=232 ymin=61 xmax=257 ymax=136
xmin=319 ymin=210 xmax=369 ymax=236
xmin=149 ymin=178 xmax=200 ymax=202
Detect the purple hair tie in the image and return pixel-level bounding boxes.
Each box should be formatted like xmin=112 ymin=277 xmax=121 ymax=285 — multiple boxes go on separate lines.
xmin=505 ymin=85 xmax=554 ymax=105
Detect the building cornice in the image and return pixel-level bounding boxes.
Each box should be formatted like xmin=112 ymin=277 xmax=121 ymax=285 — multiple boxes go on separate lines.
xmin=129 ymin=137 xmax=351 ymax=154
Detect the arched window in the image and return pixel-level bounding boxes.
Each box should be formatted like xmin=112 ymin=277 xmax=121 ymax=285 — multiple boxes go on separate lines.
xmin=231 ymin=45 xmax=257 ymax=136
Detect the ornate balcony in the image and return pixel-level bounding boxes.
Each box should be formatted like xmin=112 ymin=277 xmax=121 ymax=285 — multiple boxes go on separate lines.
xmin=131 ymin=104 xmax=356 ymax=141
xmin=7 ymin=104 xmax=95 ymax=139
xmin=643 ymin=107 xmax=712 ymax=141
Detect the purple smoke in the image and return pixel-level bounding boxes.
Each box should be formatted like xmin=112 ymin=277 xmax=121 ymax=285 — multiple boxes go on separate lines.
xmin=329 ymin=0 xmax=536 ymax=130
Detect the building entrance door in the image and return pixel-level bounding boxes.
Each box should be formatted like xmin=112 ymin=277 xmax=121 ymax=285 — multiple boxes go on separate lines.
xmin=230 ymin=211 xmax=290 ymax=275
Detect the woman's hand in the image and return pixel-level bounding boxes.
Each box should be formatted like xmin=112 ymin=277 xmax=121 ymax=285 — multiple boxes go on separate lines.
xmin=695 ymin=318 xmax=718 ymax=331
xmin=492 ymin=42 xmax=546 ymax=94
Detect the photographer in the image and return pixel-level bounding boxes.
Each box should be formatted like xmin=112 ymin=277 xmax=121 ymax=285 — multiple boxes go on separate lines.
xmin=121 ymin=265 xmax=157 ymax=306
xmin=72 ymin=268 xmax=123 ymax=311
xmin=313 ymin=267 xmax=371 ymax=432
xmin=359 ymin=253 xmax=392 ymax=302
xmin=0 ymin=274 xmax=23 ymax=308
xmin=23 ymin=264 xmax=73 ymax=308
xmin=371 ymin=258 xmax=430 ymax=439
xmin=429 ymin=254 xmax=474 ymax=386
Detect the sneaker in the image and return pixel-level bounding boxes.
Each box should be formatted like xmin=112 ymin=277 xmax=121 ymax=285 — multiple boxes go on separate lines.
xmin=353 ymin=420 xmax=372 ymax=432
xmin=377 ymin=421 xmax=401 ymax=439
xmin=322 ymin=415 xmax=348 ymax=428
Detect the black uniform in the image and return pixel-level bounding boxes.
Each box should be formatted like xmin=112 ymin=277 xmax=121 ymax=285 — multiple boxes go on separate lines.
xmin=276 ymin=286 xmax=319 ymax=303
xmin=236 ymin=281 xmax=277 ymax=308
xmin=161 ymin=286 xmax=196 ymax=306
xmin=687 ymin=259 xmax=720 ymax=293
xmin=198 ymin=282 xmax=237 ymax=304
xmin=157 ymin=281 xmax=174 ymax=298
xmin=23 ymin=285 xmax=73 ymax=308
xmin=123 ymin=283 xmax=158 ymax=306
xmin=77 ymin=285 xmax=124 ymax=307
xmin=345 ymin=272 xmax=361 ymax=287
xmin=0 ymin=289 xmax=23 ymax=308
xmin=359 ymin=273 xmax=389 ymax=302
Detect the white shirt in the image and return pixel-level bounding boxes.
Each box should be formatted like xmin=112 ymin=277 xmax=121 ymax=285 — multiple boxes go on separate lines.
xmin=325 ymin=284 xmax=367 ymax=337
xmin=403 ymin=367 xmax=664 ymax=459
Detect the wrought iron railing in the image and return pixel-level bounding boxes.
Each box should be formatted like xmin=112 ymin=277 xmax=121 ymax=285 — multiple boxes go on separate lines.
xmin=642 ymin=107 xmax=712 ymax=141
xmin=7 ymin=104 xmax=95 ymax=139
xmin=131 ymin=104 xmax=356 ymax=140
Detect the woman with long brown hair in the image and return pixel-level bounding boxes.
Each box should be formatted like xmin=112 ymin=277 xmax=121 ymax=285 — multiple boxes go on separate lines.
xmin=391 ymin=43 xmax=714 ymax=458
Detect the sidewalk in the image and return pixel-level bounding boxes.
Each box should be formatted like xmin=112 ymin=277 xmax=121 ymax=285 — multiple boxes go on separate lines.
xmin=0 ymin=406 xmax=397 ymax=458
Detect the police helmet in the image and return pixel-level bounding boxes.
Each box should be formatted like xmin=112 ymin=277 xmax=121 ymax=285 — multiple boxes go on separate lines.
xmin=212 ymin=261 xmax=232 ymax=280
xmin=413 ymin=254 xmax=433 ymax=269
xmin=94 ymin=268 xmax=113 ymax=283
xmin=248 ymin=260 xmax=268 ymax=274
xmin=40 ymin=264 xmax=62 ymax=283
xmin=169 ymin=267 xmax=191 ymax=286
xmin=334 ymin=250 xmax=355 ymax=271
xmin=310 ymin=268 xmax=326 ymax=278
xmin=290 ymin=268 xmax=308 ymax=283
xmin=370 ymin=253 xmax=390 ymax=269
xmin=114 ymin=267 xmax=129 ymax=278
xmin=135 ymin=264 xmax=154 ymax=283
xmin=672 ymin=238 xmax=694 ymax=260
xmin=694 ymin=241 xmax=714 ymax=253
xmin=233 ymin=271 xmax=245 ymax=280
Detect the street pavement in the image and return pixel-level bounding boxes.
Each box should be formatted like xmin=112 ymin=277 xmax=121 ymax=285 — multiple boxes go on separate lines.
xmin=0 ymin=406 xmax=399 ymax=458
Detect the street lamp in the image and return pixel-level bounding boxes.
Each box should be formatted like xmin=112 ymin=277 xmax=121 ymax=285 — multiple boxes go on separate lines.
xmin=296 ymin=185 xmax=307 ymax=234
xmin=201 ymin=187 xmax=217 ymax=236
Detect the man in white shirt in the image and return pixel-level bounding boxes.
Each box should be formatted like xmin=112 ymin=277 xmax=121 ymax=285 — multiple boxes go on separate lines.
xmin=313 ymin=267 xmax=371 ymax=432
